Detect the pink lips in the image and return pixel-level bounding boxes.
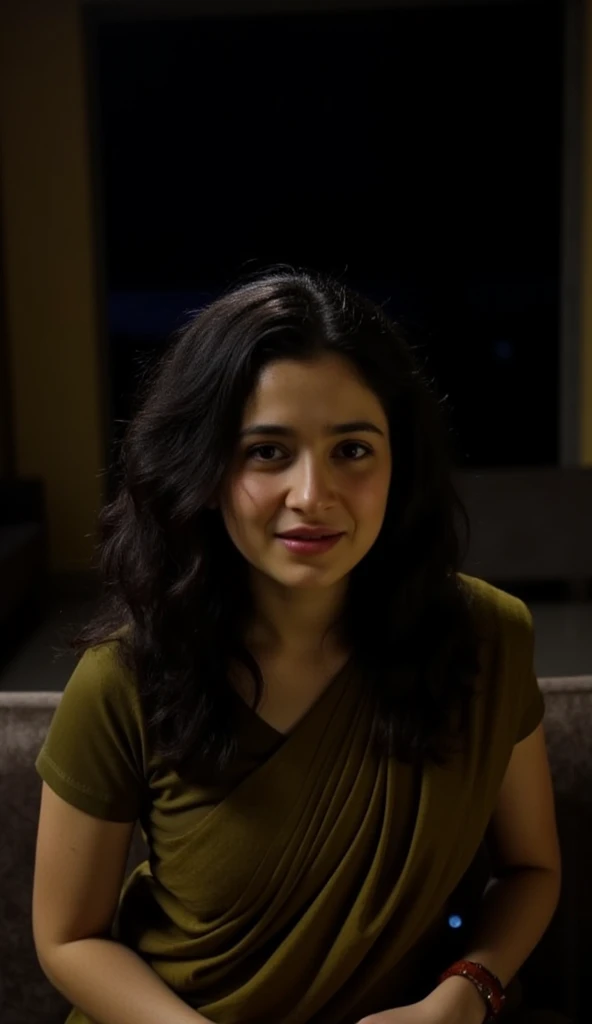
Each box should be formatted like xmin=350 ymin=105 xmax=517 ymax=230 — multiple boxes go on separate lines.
xmin=276 ymin=528 xmax=345 ymax=556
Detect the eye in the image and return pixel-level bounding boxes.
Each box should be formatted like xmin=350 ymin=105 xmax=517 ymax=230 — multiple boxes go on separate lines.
xmin=246 ymin=444 xmax=288 ymax=463
xmin=335 ymin=441 xmax=373 ymax=460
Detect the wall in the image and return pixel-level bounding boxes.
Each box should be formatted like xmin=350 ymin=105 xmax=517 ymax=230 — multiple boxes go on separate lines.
xmin=0 ymin=0 xmax=590 ymax=580
xmin=0 ymin=0 xmax=104 ymax=573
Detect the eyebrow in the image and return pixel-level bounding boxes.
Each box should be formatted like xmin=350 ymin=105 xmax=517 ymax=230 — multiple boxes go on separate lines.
xmin=240 ymin=421 xmax=386 ymax=439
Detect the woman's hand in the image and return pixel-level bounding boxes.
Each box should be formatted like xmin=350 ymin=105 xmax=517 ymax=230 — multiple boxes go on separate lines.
xmin=357 ymin=977 xmax=486 ymax=1024
xmin=356 ymin=1003 xmax=440 ymax=1024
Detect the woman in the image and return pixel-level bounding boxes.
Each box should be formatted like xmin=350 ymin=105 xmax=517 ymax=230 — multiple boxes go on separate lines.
xmin=33 ymin=270 xmax=566 ymax=1024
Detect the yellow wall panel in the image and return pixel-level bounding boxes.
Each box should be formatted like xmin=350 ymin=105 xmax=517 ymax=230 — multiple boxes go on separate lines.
xmin=0 ymin=0 xmax=104 ymax=571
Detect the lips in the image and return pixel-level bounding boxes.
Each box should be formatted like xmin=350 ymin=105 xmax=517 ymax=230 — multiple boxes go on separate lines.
xmin=276 ymin=531 xmax=345 ymax=556
xmin=276 ymin=528 xmax=344 ymax=540
xmin=278 ymin=533 xmax=343 ymax=541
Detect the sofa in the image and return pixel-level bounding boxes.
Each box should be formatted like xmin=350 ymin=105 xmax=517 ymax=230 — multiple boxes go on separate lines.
xmin=1 ymin=678 xmax=591 ymax=1024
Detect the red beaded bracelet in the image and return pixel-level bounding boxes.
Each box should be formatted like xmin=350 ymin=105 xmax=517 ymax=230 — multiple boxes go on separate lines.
xmin=439 ymin=959 xmax=506 ymax=1020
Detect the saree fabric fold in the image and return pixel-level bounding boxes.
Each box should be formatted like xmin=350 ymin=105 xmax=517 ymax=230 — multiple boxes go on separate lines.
xmin=35 ymin=575 xmax=546 ymax=1024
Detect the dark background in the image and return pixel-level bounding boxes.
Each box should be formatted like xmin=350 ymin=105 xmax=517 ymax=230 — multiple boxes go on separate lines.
xmin=93 ymin=0 xmax=564 ymax=476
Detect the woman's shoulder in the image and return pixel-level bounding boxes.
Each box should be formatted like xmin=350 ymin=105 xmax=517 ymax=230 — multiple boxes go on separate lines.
xmin=71 ymin=626 xmax=142 ymax=716
xmin=457 ymin=575 xmax=543 ymax=746
xmin=457 ymin=573 xmax=534 ymax=643
xmin=36 ymin=627 xmax=147 ymax=821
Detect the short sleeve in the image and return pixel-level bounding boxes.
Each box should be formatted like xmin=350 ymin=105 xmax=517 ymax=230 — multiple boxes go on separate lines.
xmin=35 ymin=641 xmax=146 ymax=822
xmin=513 ymin=603 xmax=546 ymax=743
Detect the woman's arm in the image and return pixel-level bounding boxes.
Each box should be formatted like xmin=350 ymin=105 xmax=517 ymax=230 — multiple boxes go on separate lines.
xmin=33 ymin=783 xmax=212 ymax=1024
xmin=427 ymin=722 xmax=562 ymax=1022
xmin=428 ymin=867 xmax=561 ymax=1024
xmin=40 ymin=937 xmax=213 ymax=1024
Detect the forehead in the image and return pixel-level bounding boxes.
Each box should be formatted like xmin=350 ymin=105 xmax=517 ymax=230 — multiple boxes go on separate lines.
xmin=243 ymin=356 xmax=387 ymax=424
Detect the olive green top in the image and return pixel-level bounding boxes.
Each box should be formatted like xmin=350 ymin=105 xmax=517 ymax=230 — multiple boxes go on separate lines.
xmin=35 ymin=575 xmax=545 ymax=1024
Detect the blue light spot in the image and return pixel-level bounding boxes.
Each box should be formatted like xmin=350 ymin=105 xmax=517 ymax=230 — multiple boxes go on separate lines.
xmin=448 ymin=914 xmax=463 ymax=929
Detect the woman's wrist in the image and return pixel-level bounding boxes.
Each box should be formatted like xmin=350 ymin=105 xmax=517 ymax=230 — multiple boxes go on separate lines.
xmin=423 ymin=975 xmax=488 ymax=1024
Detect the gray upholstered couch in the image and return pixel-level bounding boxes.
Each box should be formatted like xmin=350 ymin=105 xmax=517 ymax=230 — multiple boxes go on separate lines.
xmin=1 ymin=679 xmax=591 ymax=1024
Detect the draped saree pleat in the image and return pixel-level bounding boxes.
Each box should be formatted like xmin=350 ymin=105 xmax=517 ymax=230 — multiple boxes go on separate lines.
xmin=112 ymin=655 xmax=514 ymax=1024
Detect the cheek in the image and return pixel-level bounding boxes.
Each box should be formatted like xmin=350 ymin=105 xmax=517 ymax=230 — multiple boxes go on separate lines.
xmin=225 ymin=473 xmax=280 ymax=526
xmin=350 ymin=467 xmax=391 ymax=522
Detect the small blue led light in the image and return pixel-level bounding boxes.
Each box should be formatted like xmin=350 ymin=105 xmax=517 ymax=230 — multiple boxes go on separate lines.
xmin=448 ymin=914 xmax=463 ymax=929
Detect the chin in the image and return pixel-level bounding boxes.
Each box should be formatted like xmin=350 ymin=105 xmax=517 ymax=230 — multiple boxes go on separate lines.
xmin=275 ymin=567 xmax=348 ymax=590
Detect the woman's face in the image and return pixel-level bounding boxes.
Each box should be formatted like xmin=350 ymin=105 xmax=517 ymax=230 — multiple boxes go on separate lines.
xmin=220 ymin=354 xmax=392 ymax=591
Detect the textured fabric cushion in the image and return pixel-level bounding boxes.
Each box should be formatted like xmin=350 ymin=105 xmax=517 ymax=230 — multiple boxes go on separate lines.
xmin=0 ymin=680 xmax=589 ymax=1024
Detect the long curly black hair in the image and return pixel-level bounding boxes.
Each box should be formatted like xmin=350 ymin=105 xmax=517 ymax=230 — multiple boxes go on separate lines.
xmin=72 ymin=269 xmax=481 ymax=778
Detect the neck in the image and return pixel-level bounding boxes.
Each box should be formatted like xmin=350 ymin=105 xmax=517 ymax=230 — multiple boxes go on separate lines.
xmin=246 ymin=571 xmax=349 ymax=659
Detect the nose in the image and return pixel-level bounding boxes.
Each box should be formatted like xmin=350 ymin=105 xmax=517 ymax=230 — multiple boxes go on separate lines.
xmin=285 ymin=453 xmax=336 ymax=514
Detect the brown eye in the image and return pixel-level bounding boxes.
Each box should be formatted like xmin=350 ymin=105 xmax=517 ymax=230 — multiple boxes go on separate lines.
xmin=247 ymin=444 xmax=287 ymax=462
xmin=335 ymin=442 xmax=372 ymax=460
